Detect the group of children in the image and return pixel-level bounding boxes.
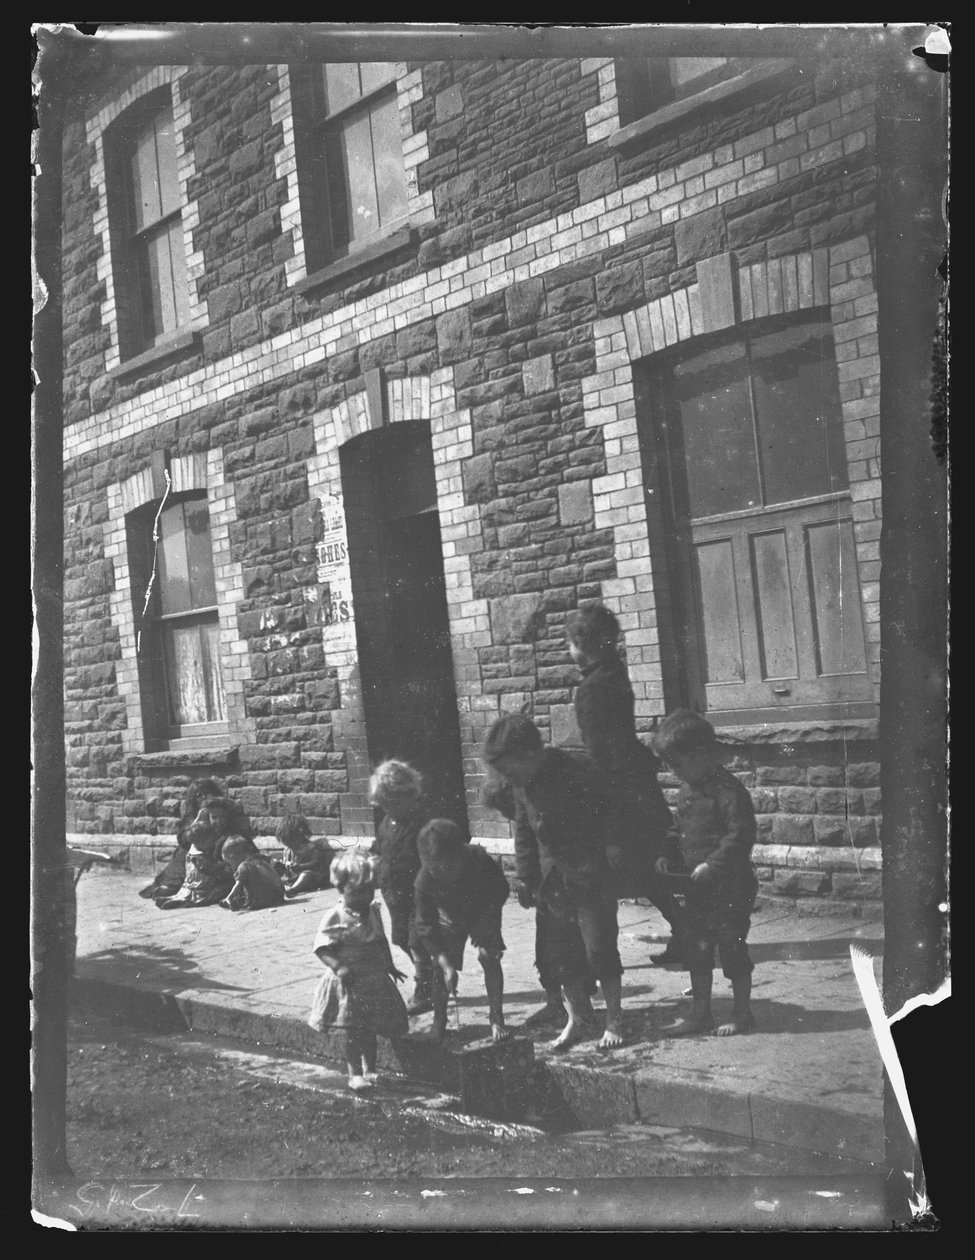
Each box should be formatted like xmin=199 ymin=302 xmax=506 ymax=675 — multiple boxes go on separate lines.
xmin=141 ymin=604 xmax=758 ymax=1093
xmin=302 ymin=603 xmax=759 ymax=1091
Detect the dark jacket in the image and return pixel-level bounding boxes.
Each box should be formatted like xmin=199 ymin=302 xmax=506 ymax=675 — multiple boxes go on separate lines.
xmin=511 ymin=748 xmax=615 ymax=894
xmin=571 ymin=657 xmax=673 ymax=856
xmin=665 ymin=767 xmax=757 ymax=883
xmin=371 ymin=810 xmax=430 ymax=899
xmin=414 ymin=838 xmax=509 ymax=955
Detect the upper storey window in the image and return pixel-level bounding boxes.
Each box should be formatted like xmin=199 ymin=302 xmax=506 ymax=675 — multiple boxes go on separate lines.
xmin=105 ymin=90 xmax=191 ymax=360
xmin=294 ymin=62 xmax=409 ymax=271
xmin=617 ymin=57 xmax=749 ymax=125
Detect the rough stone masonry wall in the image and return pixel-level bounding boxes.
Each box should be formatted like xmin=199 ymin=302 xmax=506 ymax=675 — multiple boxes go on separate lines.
xmin=61 ymin=57 xmax=883 ymax=902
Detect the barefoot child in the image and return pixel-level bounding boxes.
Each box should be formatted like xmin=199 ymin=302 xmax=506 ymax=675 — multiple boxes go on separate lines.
xmin=275 ymin=813 xmax=333 ymax=897
xmin=307 ymin=852 xmax=409 ymax=1092
xmin=483 ymin=713 xmax=626 ymax=1051
xmin=565 ymin=604 xmax=685 ymax=965
xmin=414 ymin=818 xmax=511 ymax=1045
xmin=219 ymin=836 xmax=286 ymax=910
xmin=369 ymin=761 xmax=440 ymax=1017
xmin=653 ymin=710 xmax=759 ymax=1037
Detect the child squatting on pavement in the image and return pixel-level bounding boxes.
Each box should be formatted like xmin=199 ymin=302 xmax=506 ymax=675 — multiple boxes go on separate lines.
xmin=483 ymin=712 xmax=626 ymax=1052
xmin=274 ymin=812 xmax=333 ymax=898
xmin=413 ymin=818 xmax=512 ymax=1045
xmin=652 ymin=709 xmax=759 ymax=1038
xmin=307 ymin=851 xmax=409 ymax=1093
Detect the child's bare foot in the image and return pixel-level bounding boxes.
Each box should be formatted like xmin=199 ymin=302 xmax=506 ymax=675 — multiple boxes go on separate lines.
xmin=665 ymin=1014 xmax=715 ymax=1037
xmin=523 ymin=1000 xmax=566 ymax=1029
xmin=362 ymin=1069 xmax=380 ymax=1082
xmin=716 ymin=1012 xmax=756 ymax=1036
xmin=423 ymin=1020 xmax=448 ymax=1045
xmin=348 ymin=1075 xmax=373 ymax=1092
xmin=549 ymin=1018 xmax=587 ymax=1052
xmin=599 ymin=1020 xmax=624 ymax=1050
xmin=490 ymin=1021 xmax=512 ymax=1045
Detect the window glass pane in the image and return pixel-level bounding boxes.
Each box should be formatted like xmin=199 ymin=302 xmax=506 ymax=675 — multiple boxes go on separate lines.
xmin=143 ymin=227 xmax=178 ymax=341
xmin=164 ymin=624 xmax=211 ymax=725
xmin=154 ymin=112 xmax=181 ymax=217
xmin=359 ymin=61 xmax=398 ymax=95
xmin=168 ymin=219 xmax=191 ymax=327
xmin=672 ymin=343 xmax=760 ymax=517
xmin=750 ymin=321 xmax=849 ymax=504
xmin=131 ymin=118 xmax=162 ymax=231
xmin=338 ymin=111 xmax=380 ymax=243
xmin=323 ymin=62 xmax=362 ymax=114
xmin=670 ymin=57 xmax=729 ymax=87
xmin=158 ymin=500 xmax=191 ymax=614
xmin=184 ymin=499 xmax=217 ymax=608
xmin=370 ymin=95 xmax=408 ymax=228
xmin=202 ymin=620 xmax=227 ymax=721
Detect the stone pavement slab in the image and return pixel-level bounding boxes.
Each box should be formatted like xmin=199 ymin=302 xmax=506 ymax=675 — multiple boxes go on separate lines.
xmin=72 ymin=872 xmax=886 ymax=1162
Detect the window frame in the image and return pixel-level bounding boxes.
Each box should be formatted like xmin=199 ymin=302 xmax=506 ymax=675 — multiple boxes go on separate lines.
xmin=637 ymin=311 xmax=875 ymax=726
xmin=103 ymin=87 xmax=193 ymax=363
xmin=617 ymin=56 xmax=747 ymax=125
xmin=292 ymin=62 xmax=410 ymax=275
xmin=130 ymin=490 xmax=229 ymax=750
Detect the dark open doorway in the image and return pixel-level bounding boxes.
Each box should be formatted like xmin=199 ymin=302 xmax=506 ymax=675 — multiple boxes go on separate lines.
xmin=340 ymin=421 xmax=468 ymax=828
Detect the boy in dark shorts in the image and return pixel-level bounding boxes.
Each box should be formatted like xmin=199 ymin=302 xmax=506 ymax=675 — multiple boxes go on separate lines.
xmin=483 ymin=713 xmax=625 ymax=1051
xmin=414 ymin=819 xmax=511 ymax=1044
xmin=653 ymin=710 xmax=759 ymax=1037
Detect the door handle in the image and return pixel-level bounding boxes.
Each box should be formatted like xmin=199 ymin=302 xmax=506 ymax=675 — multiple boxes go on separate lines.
xmin=771 ymin=686 xmax=791 ymax=696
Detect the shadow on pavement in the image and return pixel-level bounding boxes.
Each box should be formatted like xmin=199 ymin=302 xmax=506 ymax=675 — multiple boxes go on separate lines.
xmin=744 ymin=938 xmax=884 ymax=963
xmin=78 ymin=944 xmax=247 ymax=993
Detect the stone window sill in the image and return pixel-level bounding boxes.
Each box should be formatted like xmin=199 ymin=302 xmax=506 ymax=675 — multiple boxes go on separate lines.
xmin=295 ymin=226 xmax=417 ymax=296
xmin=608 ymin=59 xmax=795 ymax=150
xmin=107 ymin=329 xmax=201 ymax=381
xmin=129 ymin=746 xmax=239 ymax=770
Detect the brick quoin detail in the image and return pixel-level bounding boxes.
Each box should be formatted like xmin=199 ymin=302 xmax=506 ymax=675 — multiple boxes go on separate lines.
xmin=84 ymin=66 xmax=210 ymax=372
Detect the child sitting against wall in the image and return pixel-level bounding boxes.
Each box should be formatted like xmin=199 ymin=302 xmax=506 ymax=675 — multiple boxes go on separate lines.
xmin=368 ymin=760 xmax=442 ymax=1017
xmin=139 ymin=776 xmax=230 ymax=902
xmin=653 ymin=710 xmax=759 ymax=1037
xmin=156 ymin=815 xmax=234 ymax=910
xmin=275 ymin=812 xmax=334 ymax=897
xmin=220 ymin=835 xmax=286 ymax=911
xmin=307 ymin=852 xmax=409 ymax=1093
xmin=413 ymin=818 xmax=512 ymax=1045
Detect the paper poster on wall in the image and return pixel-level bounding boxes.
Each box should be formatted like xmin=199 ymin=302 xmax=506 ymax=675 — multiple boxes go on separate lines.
xmin=312 ymin=493 xmax=354 ymax=624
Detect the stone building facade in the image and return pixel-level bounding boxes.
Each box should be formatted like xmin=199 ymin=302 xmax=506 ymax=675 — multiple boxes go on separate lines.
xmin=62 ymin=52 xmax=883 ymax=904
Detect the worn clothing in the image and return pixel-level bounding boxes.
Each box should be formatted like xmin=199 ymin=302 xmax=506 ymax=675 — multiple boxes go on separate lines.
xmin=157 ymin=846 xmax=233 ymax=909
xmin=511 ymin=749 xmax=622 ymax=983
xmin=572 ymin=657 xmax=674 ymax=894
xmin=666 ymin=766 xmax=758 ymax=978
xmin=307 ymin=903 xmax=409 ymax=1037
xmin=371 ymin=809 xmax=430 ymax=954
xmin=414 ymin=840 xmax=509 ymax=969
xmin=280 ymin=838 xmax=334 ymax=891
xmin=225 ymin=854 xmax=286 ymax=910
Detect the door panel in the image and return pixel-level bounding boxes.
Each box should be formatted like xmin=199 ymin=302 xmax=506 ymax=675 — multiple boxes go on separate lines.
xmin=806 ymin=517 xmax=868 ymax=676
xmin=750 ymin=530 xmax=799 ymax=680
xmin=692 ymin=537 xmax=745 ymax=684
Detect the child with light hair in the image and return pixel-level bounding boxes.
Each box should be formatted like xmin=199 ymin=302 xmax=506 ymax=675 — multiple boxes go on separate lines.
xmin=307 ymin=850 xmax=408 ymax=1092
xmin=368 ymin=759 xmax=442 ymax=1016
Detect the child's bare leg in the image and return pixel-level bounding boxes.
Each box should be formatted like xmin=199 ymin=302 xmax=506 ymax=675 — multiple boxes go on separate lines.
xmin=427 ymin=967 xmax=449 ymax=1044
xmin=283 ymin=871 xmax=315 ymax=897
xmin=407 ymin=950 xmax=434 ymax=1015
xmin=598 ymin=974 xmax=624 ymax=1048
xmin=550 ymin=980 xmax=591 ymax=1050
xmin=219 ymin=880 xmax=243 ymax=910
xmin=667 ymin=970 xmax=715 ymax=1036
xmin=479 ymin=952 xmax=510 ymax=1043
xmin=345 ymin=1029 xmax=372 ymax=1090
xmin=360 ymin=1030 xmax=379 ymax=1077
xmin=717 ymin=974 xmax=755 ymax=1036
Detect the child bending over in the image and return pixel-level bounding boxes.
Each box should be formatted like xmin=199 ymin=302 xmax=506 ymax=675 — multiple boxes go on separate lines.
xmin=484 ymin=713 xmax=626 ymax=1052
xmin=653 ymin=710 xmax=759 ymax=1037
xmin=369 ymin=760 xmax=441 ymax=1017
xmin=307 ymin=852 xmax=409 ymax=1092
xmin=220 ymin=836 xmax=286 ymax=911
xmin=414 ymin=818 xmax=511 ymax=1045
xmin=275 ymin=813 xmax=333 ymax=897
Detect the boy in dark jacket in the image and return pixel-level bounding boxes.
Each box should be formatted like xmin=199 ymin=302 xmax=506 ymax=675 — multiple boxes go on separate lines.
xmin=653 ymin=710 xmax=759 ymax=1037
xmin=414 ymin=818 xmax=511 ymax=1044
xmin=565 ymin=604 xmax=686 ymax=964
xmin=483 ymin=713 xmax=625 ymax=1051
